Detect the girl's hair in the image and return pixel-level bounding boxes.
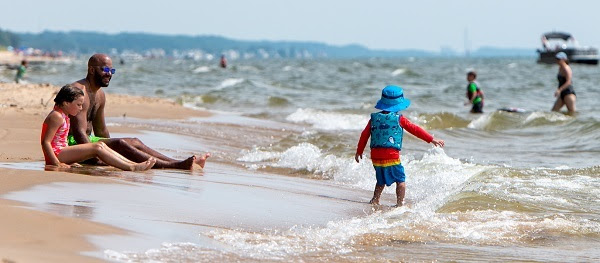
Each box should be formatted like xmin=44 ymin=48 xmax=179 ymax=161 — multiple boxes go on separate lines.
xmin=54 ymin=84 xmax=84 ymax=105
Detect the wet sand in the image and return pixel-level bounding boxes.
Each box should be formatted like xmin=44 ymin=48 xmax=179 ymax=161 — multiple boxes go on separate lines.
xmin=0 ymin=82 xmax=373 ymax=262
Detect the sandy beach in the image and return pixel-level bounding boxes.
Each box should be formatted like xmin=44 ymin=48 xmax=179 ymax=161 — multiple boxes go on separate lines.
xmin=0 ymin=82 xmax=373 ymax=262
xmin=0 ymin=51 xmax=70 ymax=66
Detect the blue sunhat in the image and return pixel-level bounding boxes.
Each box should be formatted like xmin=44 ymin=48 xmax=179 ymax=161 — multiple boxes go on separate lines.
xmin=374 ymin=85 xmax=411 ymax=112
xmin=555 ymin=52 xmax=568 ymax=60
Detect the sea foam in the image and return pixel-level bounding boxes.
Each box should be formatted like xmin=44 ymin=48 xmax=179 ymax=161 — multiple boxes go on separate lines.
xmin=285 ymin=108 xmax=368 ymax=130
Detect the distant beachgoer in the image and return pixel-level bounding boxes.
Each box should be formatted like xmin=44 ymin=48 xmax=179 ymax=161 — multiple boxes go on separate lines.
xmin=41 ymin=84 xmax=156 ymax=171
xmin=15 ymin=60 xmax=28 ymax=83
xmin=68 ymin=53 xmax=210 ymax=169
xmin=355 ymin=85 xmax=445 ymax=207
xmin=220 ymin=55 xmax=227 ymax=68
xmin=552 ymin=52 xmax=576 ymax=113
xmin=465 ymin=71 xmax=484 ymax=113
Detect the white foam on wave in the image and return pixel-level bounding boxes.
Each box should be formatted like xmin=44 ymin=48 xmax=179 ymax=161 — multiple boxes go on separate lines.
xmin=391 ymin=68 xmax=406 ymax=76
xmin=238 ymin=143 xmax=484 ymax=209
xmin=285 ymin=108 xmax=368 ymax=130
xmin=203 ymin=196 xmax=600 ymax=260
xmin=523 ymin=111 xmax=571 ymax=124
xmin=215 ymin=78 xmax=245 ymax=90
xmin=192 ymin=66 xmax=211 ymax=73
xmin=106 ymin=206 xmax=600 ymax=261
xmin=467 ymin=113 xmax=492 ymax=129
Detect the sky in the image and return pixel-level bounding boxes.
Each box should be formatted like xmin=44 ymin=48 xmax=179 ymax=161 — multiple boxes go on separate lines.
xmin=1 ymin=0 xmax=599 ymax=52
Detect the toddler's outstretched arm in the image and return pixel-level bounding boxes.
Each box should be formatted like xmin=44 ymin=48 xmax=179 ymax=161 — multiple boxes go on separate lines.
xmin=431 ymin=138 xmax=445 ymax=147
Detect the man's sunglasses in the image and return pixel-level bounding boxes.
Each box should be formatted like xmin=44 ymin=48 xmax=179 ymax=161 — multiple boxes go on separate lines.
xmin=99 ymin=66 xmax=116 ymax=74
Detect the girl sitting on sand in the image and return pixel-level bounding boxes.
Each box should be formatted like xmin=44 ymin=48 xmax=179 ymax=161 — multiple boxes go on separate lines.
xmin=41 ymin=84 xmax=156 ymax=171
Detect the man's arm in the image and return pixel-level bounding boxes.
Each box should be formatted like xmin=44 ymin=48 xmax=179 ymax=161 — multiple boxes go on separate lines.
xmin=92 ymin=90 xmax=110 ymax=138
xmin=70 ymin=83 xmax=91 ymax=144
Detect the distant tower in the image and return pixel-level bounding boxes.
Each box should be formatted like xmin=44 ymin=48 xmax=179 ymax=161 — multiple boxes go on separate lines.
xmin=464 ymin=27 xmax=471 ymax=57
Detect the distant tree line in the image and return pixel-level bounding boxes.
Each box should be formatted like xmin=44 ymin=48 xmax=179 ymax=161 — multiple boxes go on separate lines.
xmin=4 ymin=29 xmax=535 ymax=58
xmin=0 ymin=28 xmax=20 ymax=47
xmin=14 ymin=30 xmax=439 ymax=58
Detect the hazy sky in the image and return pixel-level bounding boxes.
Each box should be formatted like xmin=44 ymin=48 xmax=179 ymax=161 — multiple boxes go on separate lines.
xmin=1 ymin=0 xmax=598 ymax=51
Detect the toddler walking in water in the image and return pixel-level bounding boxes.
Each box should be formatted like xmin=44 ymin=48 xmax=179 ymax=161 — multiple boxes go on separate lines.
xmin=41 ymin=85 xmax=156 ymax=171
xmin=355 ymin=85 xmax=444 ymax=206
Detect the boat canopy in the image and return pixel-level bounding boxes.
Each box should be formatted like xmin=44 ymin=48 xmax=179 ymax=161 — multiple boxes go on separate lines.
xmin=543 ymin=32 xmax=572 ymax=40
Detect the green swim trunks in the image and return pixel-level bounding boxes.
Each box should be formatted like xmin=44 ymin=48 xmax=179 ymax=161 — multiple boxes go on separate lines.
xmin=67 ymin=135 xmax=105 ymax=146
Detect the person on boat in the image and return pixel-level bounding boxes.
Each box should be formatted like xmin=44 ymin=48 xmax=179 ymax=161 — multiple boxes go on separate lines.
xmin=552 ymin=52 xmax=576 ymax=114
xmin=465 ymin=71 xmax=484 ymax=113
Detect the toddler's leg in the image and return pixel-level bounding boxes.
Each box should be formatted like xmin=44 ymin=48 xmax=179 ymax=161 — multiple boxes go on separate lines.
xmin=370 ymin=184 xmax=385 ymax=205
xmin=396 ymin=182 xmax=406 ymax=207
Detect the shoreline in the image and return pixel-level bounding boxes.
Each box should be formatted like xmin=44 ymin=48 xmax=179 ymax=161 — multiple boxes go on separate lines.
xmin=0 ymin=82 xmax=372 ymax=262
xmin=0 ymin=50 xmax=71 ymax=67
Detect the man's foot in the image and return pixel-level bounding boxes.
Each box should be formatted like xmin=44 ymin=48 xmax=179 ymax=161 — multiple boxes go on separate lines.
xmin=194 ymin=153 xmax=211 ymax=168
xmin=132 ymin=157 xmax=156 ymax=171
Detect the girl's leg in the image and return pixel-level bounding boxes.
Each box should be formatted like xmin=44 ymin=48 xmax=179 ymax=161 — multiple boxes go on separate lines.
xmin=396 ymin=182 xmax=406 ymax=207
xmin=59 ymin=143 xmax=155 ymax=171
xmin=370 ymin=184 xmax=385 ymax=205
xmin=563 ymin=94 xmax=576 ymax=114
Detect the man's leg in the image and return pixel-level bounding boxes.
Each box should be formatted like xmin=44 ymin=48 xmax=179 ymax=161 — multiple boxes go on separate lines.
xmin=101 ymin=137 xmax=202 ymax=169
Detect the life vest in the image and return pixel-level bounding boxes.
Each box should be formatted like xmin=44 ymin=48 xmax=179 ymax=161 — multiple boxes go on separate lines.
xmin=370 ymin=112 xmax=403 ymax=150
xmin=466 ymin=82 xmax=483 ymax=104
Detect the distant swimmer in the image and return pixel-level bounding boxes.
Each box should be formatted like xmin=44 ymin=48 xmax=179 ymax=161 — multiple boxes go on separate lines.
xmin=465 ymin=71 xmax=484 ymax=113
xmin=552 ymin=52 xmax=576 ymax=114
xmin=355 ymin=85 xmax=445 ymax=207
xmin=14 ymin=60 xmax=28 ymax=83
xmin=220 ymin=55 xmax=227 ymax=68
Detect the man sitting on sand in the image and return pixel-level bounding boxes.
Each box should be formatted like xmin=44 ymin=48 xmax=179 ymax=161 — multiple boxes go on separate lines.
xmin=68 ymin=54 xmax=209 ymax=169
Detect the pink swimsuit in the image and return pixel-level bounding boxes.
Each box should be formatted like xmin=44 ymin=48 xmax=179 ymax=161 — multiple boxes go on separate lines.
xmin=41 ymin=108 xmax=70 ymax=164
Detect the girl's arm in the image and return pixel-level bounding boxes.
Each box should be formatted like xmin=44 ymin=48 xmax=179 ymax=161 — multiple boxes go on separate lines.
xmin=41 ymin=112 xmax=69 ymax=167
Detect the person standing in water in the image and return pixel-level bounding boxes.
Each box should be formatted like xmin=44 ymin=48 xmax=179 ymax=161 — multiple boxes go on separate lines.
xmin=15 ymin=60 xmax=28 ymax=83
xmin=552 ymin=52 xmax=576 ymax=114
xmin=355 ymin=85 xmax=445 ymax=207
xmin=220 ymin=55 xmax=227 ymax=68
xmin=465 ymin=71 xmax=484 ymax=113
